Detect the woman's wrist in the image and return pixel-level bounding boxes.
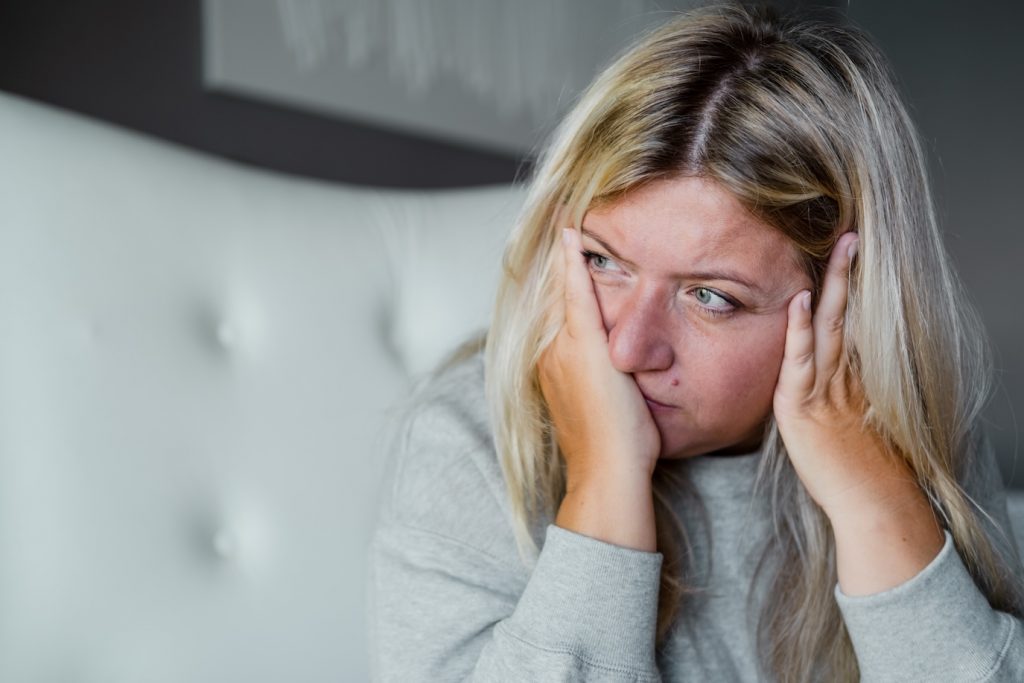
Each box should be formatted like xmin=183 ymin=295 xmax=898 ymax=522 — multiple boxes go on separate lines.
xmin=556 ymin=470 xmax=657 ymax=553
xmin=828 ymin=479 xmax=944 ymax=596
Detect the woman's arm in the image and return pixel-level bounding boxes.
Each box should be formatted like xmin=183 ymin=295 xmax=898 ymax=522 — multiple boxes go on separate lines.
xmin=774 ymin=232 xmax=945 ymax=594
xmin=542 ymin=227 xmax=661 ymax=552
xmin=368 ymin=228 xmax=667 ymax=680
xmin=367 ymin=364 xmax=663 ymax=681
xmin=369 ymin=521 xmax=663 ymax=681
xmin=832 ymin=434 xmax=1024 ymax=682
xmin=773 ymin=232 xmax=1023 ymax=680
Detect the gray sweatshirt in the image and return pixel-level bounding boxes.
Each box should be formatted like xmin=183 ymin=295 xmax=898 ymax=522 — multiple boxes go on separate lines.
xmin=366 ymin=353 xmax=1024 ymax=681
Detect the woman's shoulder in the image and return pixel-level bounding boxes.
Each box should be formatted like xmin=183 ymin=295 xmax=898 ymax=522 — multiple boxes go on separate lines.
xmin=373 ymin=348 xmax=522 ymax=561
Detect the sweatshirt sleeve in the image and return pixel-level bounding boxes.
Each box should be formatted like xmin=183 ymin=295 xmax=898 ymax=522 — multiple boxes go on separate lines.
xmin=368 ymin=522 xmax=663 ymax=682
xmin=834 ymin=433 xmax=1024 ymax=682
xmin=365 ymin=357 xmax=663 ymax=681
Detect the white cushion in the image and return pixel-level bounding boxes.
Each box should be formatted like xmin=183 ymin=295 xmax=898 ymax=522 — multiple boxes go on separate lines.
xmin=0 ymin=90 xmax=524 ymax=681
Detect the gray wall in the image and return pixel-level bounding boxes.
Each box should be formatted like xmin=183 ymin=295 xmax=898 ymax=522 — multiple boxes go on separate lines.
xmin=0 ymin=0 xmax=524 ymax=188
xmin=838 ymin=1 xmax=1024 ymax=486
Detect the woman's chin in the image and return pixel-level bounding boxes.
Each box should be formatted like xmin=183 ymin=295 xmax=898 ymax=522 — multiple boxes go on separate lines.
xmin=656 ymin=441 xmax=706 ymax=460
xmin=656 ymin=431 xmax=765 ymax=460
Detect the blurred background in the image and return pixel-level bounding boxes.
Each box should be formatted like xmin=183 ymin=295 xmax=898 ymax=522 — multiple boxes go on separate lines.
xmin=9 ymin=0 xmax=1013 ymax=469
xmin=0 ymin=1 xmax=1021 ymax=680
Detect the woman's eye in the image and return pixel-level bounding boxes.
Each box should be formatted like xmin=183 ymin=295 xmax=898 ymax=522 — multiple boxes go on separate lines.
xmin=583 ymin=251 xmax=622 ymax=273
xmin=693 ymin=287 xmax=736 ymax=313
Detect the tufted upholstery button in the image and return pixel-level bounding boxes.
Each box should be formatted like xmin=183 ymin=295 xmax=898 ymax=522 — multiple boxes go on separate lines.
xmin=212 ymin=529 xmax=238 ymax=560
xmin=216 ymin=322 xmax=237 ymax=349
xmin=77 ymin=320 xmax=98 ymax=343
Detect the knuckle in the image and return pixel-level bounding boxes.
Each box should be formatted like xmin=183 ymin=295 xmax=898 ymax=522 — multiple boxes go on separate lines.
xmin=829 ymin=263 xmax=848 ymax=279
xmin=824 ymin=314 xmax=845 ymax=334
xmin=831 ymin=372 xmax=853 ymax=400
xmin=797 ymin=397 xmax=818 ymax=416
xmin=787 ymin=348 xmax=814 ymax=365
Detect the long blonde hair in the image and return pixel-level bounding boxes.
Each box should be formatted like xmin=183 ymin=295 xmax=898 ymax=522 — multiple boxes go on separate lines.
xmin=484 ymin=4 xmax=1023 ymax=681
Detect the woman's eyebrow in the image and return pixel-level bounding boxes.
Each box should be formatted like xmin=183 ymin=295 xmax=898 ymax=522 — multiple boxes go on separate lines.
xmin=580 ymin=227 xmax=638 ymax=269
xmin=685 ymin=270 xmax=765 ymax=294
xmin=579 ymin=226 xmax=765 ymax=294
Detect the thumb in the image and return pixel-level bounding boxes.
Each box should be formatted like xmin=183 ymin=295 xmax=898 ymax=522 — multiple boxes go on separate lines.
xmin=561 ymin=228 xmax=605 ymax=340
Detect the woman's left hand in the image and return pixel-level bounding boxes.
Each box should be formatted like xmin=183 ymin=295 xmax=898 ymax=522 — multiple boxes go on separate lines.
xmin=772 ymin=231 xmax=944 ymax=594
xmin=772 ymin=231 xmax=896 ymax=516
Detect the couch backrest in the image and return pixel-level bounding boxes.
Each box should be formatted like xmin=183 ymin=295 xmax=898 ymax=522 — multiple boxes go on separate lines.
xmin=0 ymin=90 xmax=524 ymax=681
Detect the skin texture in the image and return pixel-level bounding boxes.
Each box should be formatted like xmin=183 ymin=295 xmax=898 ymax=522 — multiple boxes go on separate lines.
xmin=542 ymin=175 xmax=944 ymax=591
xmin=578 ymin=176 xmax=810 ymax=460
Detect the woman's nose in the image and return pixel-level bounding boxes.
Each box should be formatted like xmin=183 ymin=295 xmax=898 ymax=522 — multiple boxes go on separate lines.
xmin=606 ymin=287 xmax=675 ymax=374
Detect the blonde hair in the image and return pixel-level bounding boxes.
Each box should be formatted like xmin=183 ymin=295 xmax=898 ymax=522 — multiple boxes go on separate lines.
xmin=484 ymin=4 xmax=1023 ymax=681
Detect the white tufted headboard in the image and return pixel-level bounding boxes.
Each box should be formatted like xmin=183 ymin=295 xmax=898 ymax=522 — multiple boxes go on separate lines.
xmin=0 ymin=90 xmax=524 ymax=681
xmin=0 ymin=90 xmax=1021 ymax=682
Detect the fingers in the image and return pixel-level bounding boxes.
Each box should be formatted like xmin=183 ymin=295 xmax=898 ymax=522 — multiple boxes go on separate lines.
xmin=776 ymin=231 xmax=859 ymax=409
xmin=813 ymin=232 xmax=859 ymax=379
xmin=777 ymin=289 xmax=816 ymax=403
xmin=561 ymin=228 xmax=605 ymax=340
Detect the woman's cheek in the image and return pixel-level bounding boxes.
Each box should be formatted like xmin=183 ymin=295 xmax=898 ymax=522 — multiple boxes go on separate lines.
xmin=711 ymin=320 xmax=788 ymax=398
xmin=737 ymin=320 xmax=789 ymax=393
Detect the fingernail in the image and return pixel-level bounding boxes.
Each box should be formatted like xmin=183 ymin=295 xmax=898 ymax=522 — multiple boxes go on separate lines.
xmin=847 ymin=235 xmax=860 ymax=260
xmin=562 ymin=228 xmax=572 ymax=247
xmin=802 ymin=291 xmax=812 ymax=310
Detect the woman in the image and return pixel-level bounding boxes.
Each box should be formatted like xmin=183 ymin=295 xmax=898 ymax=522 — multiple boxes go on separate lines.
xmin=368 ymin=4 xmax=1024 ymax=681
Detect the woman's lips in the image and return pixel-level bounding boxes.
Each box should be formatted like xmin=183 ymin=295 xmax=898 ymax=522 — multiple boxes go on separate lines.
xmin=641 ymin=391 xmax=677 ymax=411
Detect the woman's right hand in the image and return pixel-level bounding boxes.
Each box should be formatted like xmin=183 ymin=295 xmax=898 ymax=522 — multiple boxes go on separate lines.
xmin=539 ymin=227 xmax=660 ymax=551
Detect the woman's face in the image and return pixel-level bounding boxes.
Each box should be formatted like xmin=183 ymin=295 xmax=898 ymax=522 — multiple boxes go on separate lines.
xmin=580 ymin=175 xmax=813 ymax=459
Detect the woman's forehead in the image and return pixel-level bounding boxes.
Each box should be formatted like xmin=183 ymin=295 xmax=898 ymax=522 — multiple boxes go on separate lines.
xmin=582 ymin=176 xmax=805 ymax=281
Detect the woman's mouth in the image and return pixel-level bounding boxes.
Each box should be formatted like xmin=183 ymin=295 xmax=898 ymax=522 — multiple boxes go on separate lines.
xmin=641 ymin=391 xmax=677 ymax=412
